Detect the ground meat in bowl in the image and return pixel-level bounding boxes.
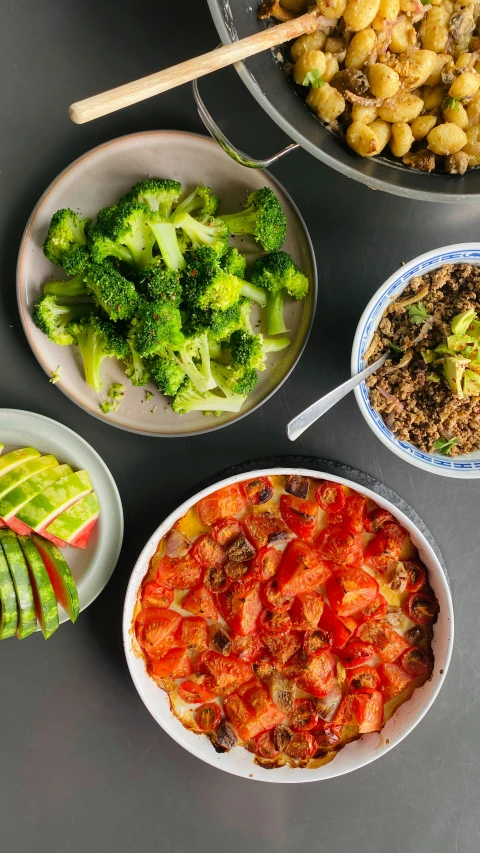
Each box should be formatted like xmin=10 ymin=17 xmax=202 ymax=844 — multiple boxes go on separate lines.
xmin=366 ymin=264 xmax=480 ymax=456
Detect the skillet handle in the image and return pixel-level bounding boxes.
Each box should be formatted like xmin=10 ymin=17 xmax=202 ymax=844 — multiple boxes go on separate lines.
xmin=192 ymin=77 xmax=299 ymax=169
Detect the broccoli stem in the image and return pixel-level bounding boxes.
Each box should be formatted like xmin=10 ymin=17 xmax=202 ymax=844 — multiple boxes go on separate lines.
xmin=149 ymin=222 xmax=186 ymax=271
xmin=266 ymin=290 xmax=288 ymax=336
xmin=221 ymin=208 xmax=257 ymax=235
xmin=44 ymin=276 xmax=88 ymax=297
xmin=263 ymin=336 xmax=290 ymax=353
xmin=80 ymin=332 xmax=103 ymax=392
xmin=239 ymin=281 xmax=267 ymax=308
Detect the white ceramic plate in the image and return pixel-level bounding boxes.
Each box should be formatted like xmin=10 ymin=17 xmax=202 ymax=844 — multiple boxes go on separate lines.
xmin=352 ymin=244 xmax=480 ymax=478
xmin=17 ymin=131 xmax=317 ymax=437
xmin=0 ymin=408 xmax=123 ymax=627
xmin=123 ymin=467 xmax=453 ymax=783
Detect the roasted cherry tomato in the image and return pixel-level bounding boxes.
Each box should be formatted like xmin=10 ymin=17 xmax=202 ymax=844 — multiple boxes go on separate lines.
xmin=284 ymin=647 xmax=336 ymax=698
xmin=259 ymin=608 xmax=292 ymax=635
xmin=181 ymin=584 xmax=218 ymax=621
xmin=328 ymin=494 xmax=367 ymax=534
xmin=359 ymin=592 xmax=389 ymax=622
xmin=255 ymin=730 xmax=281 ymax=759
xmin=280 ymin=494 xmax=319 ymax=542
xmin=218 ymin=579 xmax=262 ymax=636
xmin=150 ymin=648 xmax=192 ymax=679
xmin=403 ymin=589 xmax=439 ymax=625
xmin=141 ymin=581 xmax=174 ymax=609
xmin=210 ymin=517 xmax=241 ymax=548
xmin=233 ymin=631 xmax=264 ymax=663
xmin=290 ymin=699 xmax=319 ymax=732
xmin=303 ymin=628 xmax=330 ymax=657
xmin=197 ymin=484 xmax=246 ymax=526
xmin=177 ymin=675 xmax=217 ymax=703
xmin=339 ymin=640 xmax=375 ymax=668
xmin=224 ymin=684 xmax=284 ymax=740
xmin=179 ymin=616 xmax=209 ymax=652
xmin=364 ymin=507 xmax=394 ymax=533
xmin=353 ymin=690 xmax=383 ymax=733
xmin=252 ymin=650 xmax=275 ymax=680
xmin=224 ymin=560 xmax=252 ymax=582
xmin=190 ymin=534 xmax=225 ymax=568
xmin=346 ymin=665 xmax=380 ymax=693
xmin=285 ymin=731 xmax=317 ymax=761
xmin=290 ymin=591 xmax=324 ymax=630
xmin=253 ymin=545 xmax=283 ymax=581
xmin=261 ymin=576 xmax=295 ymax=613
xmin=316 ymin=527 xmax=364 ymax=567
xmin=318 ymin=603 xmax=352 ymax=650
xmin=378 ymin=662 xmax=413 ymax=699
xmin=277 ymin=539 xmax=332 ymax=597
xmin=314 ymin=722 xmax=342 ymax=750
xmin=326 ymin=566 xmax=378 ymax=618
xmin=400 ymin=647 xmax=433 ymax=679
xmin=357 ymin=620 xmax=410 ymax=662
xmin=203 ymin=564 xmax=231 ymax=594
xmin=315 ymin=481 xmax=346 ymax=514
xmin=135 ymin=608 xmax=182 ymax=659
xmin=242 ymin=511 xmax=289 ymax=550
xmin=200 ymin=651 xmax=252 ymax=695
xmin=333 ymin=693 xmax=356 ymax=726
xmin=195 ymin=702 xmax=223 ymax=732
xmin=241 ymin=477 xmax=274 ymax=506
xmin=364 ymin=523 xmax=406 ymax=571
xmin=154 ymin=553 xmax=203 ymax=590
xmin=403 ymin=561 xmax=427 ymax=593
xmin=261 ymin=630 xmax=303 ymax=665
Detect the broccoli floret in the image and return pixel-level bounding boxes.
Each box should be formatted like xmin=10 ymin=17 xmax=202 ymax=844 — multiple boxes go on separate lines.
xmin=172 ymin=365 xmax=249 ymax=415
xmin=89 ymin=201 xmax=155 ymax=269
xmin=148 ymin=354 xmax=186 ymax=397
xmin=125 ymin=178 xmax=182 ymax=218
xmin=221 ymin=247 xmax=247 ymax=278
xmin=220 ymin=364 xmax=258 ymax=395
xmin=173 ymin=212 xmax=229 ymax=256
xmin=44 ymin=274 xmax=89 ymax=297
xmin=33 ymin=295 xmax=92 ymax=346
xmin=83 ymin=261 xmax=139 ymax=322
xmin=221 ymin=187 xmax=287 ymax=252
xmin=239 ymin=297 xmax=254 ymax=335
xmin=139 ymin=259 xmax=183 ymax=303
xmin=174 ymin=186 xmax=220 ymax=218
xmin=148 ymin=213 xmax=186 ymax=272
xmin=183 ymin=248 xmax=266 ymax=312
xmin=67 ymin=313 xmax=128 ymax=392
xmin=43 ymin=209 xmax=90 ymax=274
xmin=172 ymin=332 xmax=216 ymax=393
xmin=230 ymin=329 xmax=290 ymax=371
xmin=124 ymin=333 xmax=151 ymax=387
xmin=133 ymin=298 xmax=184 ymax=358
xmin=250 ymin=251 xmax=309 ymax=336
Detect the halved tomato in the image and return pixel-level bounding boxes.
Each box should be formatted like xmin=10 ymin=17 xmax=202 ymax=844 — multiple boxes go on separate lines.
xmin=154 ymin=553 xmax=203 ymax=590
xmin=284 ymin=647 xmax=336 ymax=698
xmin=346 ymin=665 xmax=380 ymax=693
xmin=357 ymin=621 xmax=410 ymax=662
xmin=316 ymin=527 xmax=364 ymax=566
xmin=181 ymin=584 xmax=218 ymax=621
xmin=318 ymin=603 xmax=352 ymax=650
xmin=260 ymin=577 xmax=295 ymax=613
xmin=255 ymin=730 xmax=281 ymax=759
xmin=135 ymin=608 xmax=182 ymax=659
xmin=177 ymin=675 xmax=217 ymax=703
xmin=203 ymin=564 xmax=231 ymax=593
xmin=326 ymin=567 xmax=378 ymax=618
xmin=241 ymin=477 xmax=274 ymax=506
xmin=315 ymin=481 xmax=346 ymax=514
xmin=285 ymin=731 xmax=317 ymax=761
xmin=303 ymin=629 xmax=330 ymax=657
xmin=151 ymin=648 xmax=192 ymax=679
xmin=179 ymin=616 xmax=209 ymax=652
xmin=359 ymin=592 xmax=389 ymax=622
xmin=218 ymin=578 xmax=262 ymax=636
xmin=253 ymin=545 xmax=283 ymax=581
xmin=190 ymin=534 xmax=225 ymax=568
xmin=210 ymin=517 xmax=241 ymax=548
xmin=197 ymin=484 xmax=245 ymax=526
xmin=364 ymin=523 xmax=407 ymax=571
xmin=233 ymin=631 xmax=264 ymax=663
xmin=378 ymin=662 xmax=413 ymax=698
xmin=333 ymin=694 xmax=356 ymax=726
xmin=353 ymin=690 xmax=384 ymax=733
xmin=277 ymin=539 xmax=332 ymax=596
xmin=279 ymin=494 xmax=319 ymax=542
xmin=258 ymin=609 xmax=292 ymax=635
xmin=195 ymin=702 xmax=223 ymax=732
xmin=403 ymin=589 xmax=439 ymax=625
xmin=141 ymin=581 xmax=174 ymax=609
xmin=290 ymin=698 xmax=319 ymax=732
xmin=290 ymin=591 xmax=324 ymax=630
xmin=261 ymin=630 xmax=303 ymax=665
xmin=242 ymin=511 xmax=289 ymax=550
xmin=400 ymin=647 xmax=433 ymax=678
xmin=364 ymin=507 xmax=394 ymax=533
xmin=403 ymin=561 xmax=427 ymax=593
xmin=339 ymin=639 xmax=375 ymax=668
xmin=224 ymin=683 xmax=284 ymax=740
xmin=328 ymin=494 xmax=367 ymax=534
xmin=200 ymin=651 xmax=252 ymax=695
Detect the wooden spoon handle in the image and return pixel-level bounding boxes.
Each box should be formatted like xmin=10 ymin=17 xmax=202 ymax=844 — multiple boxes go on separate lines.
xmin=69 ymin=11 xmax=319 ymax=124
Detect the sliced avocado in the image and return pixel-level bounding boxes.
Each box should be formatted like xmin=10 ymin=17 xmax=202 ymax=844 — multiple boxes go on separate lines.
xmin=451 ymin=308 xmax=477 ymax=336
xmin=46 ymin=492 xmax=100 ymax=545
xmin=444 ymin=356 xmax=470 ymax=399
xmin=32 ymin=536 xmax=80 ymax=623
xmin=18 ymin=536 xmax=59 ymax=639
xmin=0 ymin=447 xmax=41 ymax=478
xmin=469 ymin=319 xmax=480 ymax=338
xmin=0 ymin=464 xmax=72 ymax=521
xmin=16 ymin=470 xmax=93 ymax=532
xmin=0 ymin=455 xmax=58 ymax=501
xmin=447 ymin=334 xmax=475 ymax=353
xmin=0 ymin=542 xmax=18 ymax=638
xmin=435 ymin=342 xmax=451 ymax=355
xmin=421 ymin=349 xmax=436 ymax=364
xmin=0 ymin=530 xmax=36 ymax=638
xmin=463 ymin=369 xmax=480 ymax=396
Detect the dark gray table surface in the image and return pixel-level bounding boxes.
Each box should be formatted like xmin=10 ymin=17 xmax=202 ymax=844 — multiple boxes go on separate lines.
xmin=1 ymin=2 xmax=478 ymax=851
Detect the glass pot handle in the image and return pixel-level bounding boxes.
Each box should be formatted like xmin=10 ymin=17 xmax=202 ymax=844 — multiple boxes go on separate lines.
xmin=192 ymin=76 xmax=299 ymax=169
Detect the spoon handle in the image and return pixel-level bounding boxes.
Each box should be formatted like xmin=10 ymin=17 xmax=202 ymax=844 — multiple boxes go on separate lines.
xmin=286 ymin=352 xmax=389 ymax=442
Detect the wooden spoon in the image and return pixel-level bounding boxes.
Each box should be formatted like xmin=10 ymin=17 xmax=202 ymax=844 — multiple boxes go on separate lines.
xmin=69 ymin=10 xmax=321 ymax=124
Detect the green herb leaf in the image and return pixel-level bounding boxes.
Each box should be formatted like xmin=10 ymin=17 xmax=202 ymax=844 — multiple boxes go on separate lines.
xmin=433 ymin=436 xmax=458 ymax=455
xmin=302 ymin=70 xmax=325 ymax=88
xmin=408 ymin=302 xmax=429 ymax=326
xmin=387 ymin=340 xmax=404 ymax=362
xmin=443 ymin=96 xmax=461 ymax=112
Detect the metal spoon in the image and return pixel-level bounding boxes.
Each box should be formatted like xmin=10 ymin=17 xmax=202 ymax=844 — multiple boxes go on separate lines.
xmin=286 ymin=352 xmax=389 ymax=442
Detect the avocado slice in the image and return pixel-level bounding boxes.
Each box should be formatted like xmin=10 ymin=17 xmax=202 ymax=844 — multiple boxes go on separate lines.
xmin=421 ymin=349 xmax=436 ymax=364
xmin=12 ymin=470 xmax=93 ymax=535
xmin=447 ymin=334 xmax=475 ymax=353
xmin=0 ymin=530 xmax=36 ymax=638
xmin=0 ymin=455 xmax=58 ymax=501
xmin=32 ymin=536 xmax=80 ymax=623
xmin=0 ymin=464 xmax=72 ymax=523
xmin=451 ymin=308 xmax=477 ymax=336
xmin=18 ymin=536 xmax=59 ymax=639
xmin=0 ymin=447 xmax=40 ymax=478
xmin=469 ymin=319 xmax=480 ymax=338
xmin=46 ymin=492 xmax=100 ymax=549
xmin=444 ymin=357 xmax=470 ymax=399
xmin=0 ymin=542 xmax=18 ymax=639
xmin=463 ymin=369 xmax=480 ymax=396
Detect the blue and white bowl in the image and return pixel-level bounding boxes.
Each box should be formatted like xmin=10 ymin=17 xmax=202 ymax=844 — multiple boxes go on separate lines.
xmin=352 ymin=244 xmax=480 ymax=479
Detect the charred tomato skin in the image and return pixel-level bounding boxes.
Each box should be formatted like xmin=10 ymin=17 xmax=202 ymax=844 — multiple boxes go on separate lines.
xmin=315 ymin=481 xmax=346 ymax=514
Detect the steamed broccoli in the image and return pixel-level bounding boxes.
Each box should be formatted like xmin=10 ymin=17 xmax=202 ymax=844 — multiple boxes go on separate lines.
xmin=125 ymin=178 xmax=182 ymax=218
xmin=221 ymin=187 xmax=287 ymax=252
xmin=133 ymin=298 xmax=184 ymax=358
xmin=174 ymin=186 xmax=220 ymax=218
xmin=148 ymin=354 xmax=186 ymax=397
xmin=139 ymin=260 xmax=182 ymax=303
xmin=239 ymin=297 xmax=254 ymax=335
xmin=124 ymin=334 xmax=151 ymax=387
xmin=89 ymin=202 xmax=155 ymax=269
xmin=221 ymin=247 xmax=247 ymax=278
xmin=172 ymin=365 xmax=249 ymax=415
xmin=173 ymin=212 xmax=229 ymax=256
xmin=44 ymin=274 xmax=89 ymax=297
xmin=250 ymin=251 xmax=309 ymax=336
xmin=33 ymin=295 xmax=92 ymax=346
xmin=219 ymin=363 xmax=258 ymax=395
xmin=148 ymin=213 xmax=186 ymax=272
xmin=183 ymin=247 xmax=266 ymax=312
xmin=172 ymin=332 xmax=216 ymax=393
xmin=43 ymin=209 xmax=90 ymax=274
xmin=230 ymin=329 xmax=290 ymax=371
xmin=83 ymin=262 xmax=139 ymax=321
xmin=67 ymin=313 xmax=128 ymax=392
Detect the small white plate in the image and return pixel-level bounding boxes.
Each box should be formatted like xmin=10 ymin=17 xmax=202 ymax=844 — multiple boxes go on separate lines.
xmin=17 ymin=131 xmax=317 ymax=437
xmin=0 ymin=408 xmax=123 ymax=627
